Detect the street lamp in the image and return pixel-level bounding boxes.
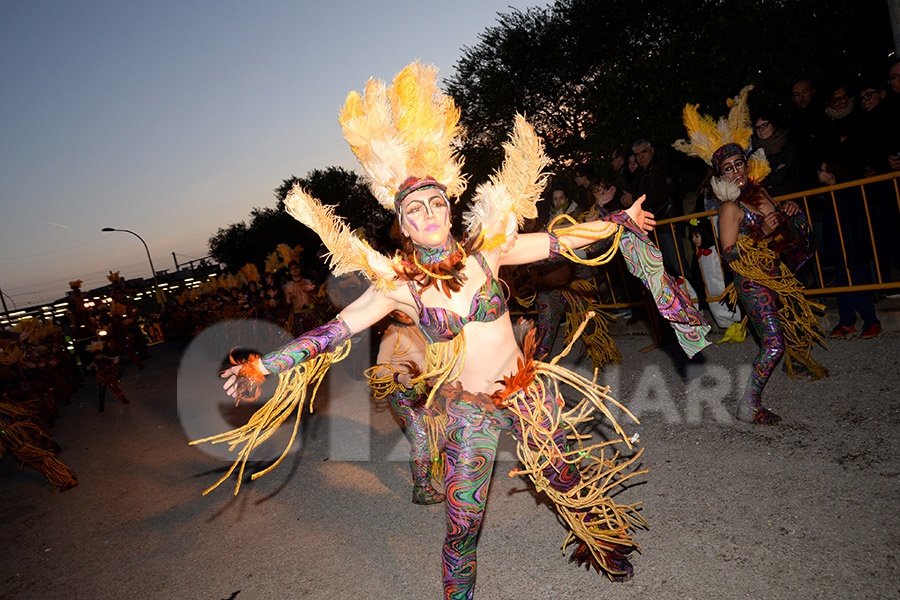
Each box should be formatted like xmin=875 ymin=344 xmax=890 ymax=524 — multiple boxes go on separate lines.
xmin=101 ymin=227 xmax=165 ymax=305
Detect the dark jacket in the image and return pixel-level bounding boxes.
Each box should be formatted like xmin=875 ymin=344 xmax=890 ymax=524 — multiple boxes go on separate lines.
xmin=631 ymin=158 xmax=681 ymax=219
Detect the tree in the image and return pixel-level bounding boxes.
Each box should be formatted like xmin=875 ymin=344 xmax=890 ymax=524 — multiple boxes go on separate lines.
xmin=275 ymin=166 xmax=392 ymax=236
xmin=448 ymin=0 xmax=893 ymax=190
xmin=209 ymin=166 xmax=393 ymax=274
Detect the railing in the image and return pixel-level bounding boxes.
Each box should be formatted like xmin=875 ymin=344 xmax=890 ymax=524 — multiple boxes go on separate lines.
xmin=595 ymin=170 xmax=900 ymax=320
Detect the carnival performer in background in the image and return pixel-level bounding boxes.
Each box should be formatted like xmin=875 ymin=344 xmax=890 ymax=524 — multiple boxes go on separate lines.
xmin=675 ymin=86 xmax=826 ymax=426
xmin=196 ymin=63 xmax=709 ymax=598
xmin=282 ymin=256 xmax=320 ymax=336
xmin=365 ymin=310 xmax=444 ymax=505
xmin=87 ymin=341 xmax=130 ymax=412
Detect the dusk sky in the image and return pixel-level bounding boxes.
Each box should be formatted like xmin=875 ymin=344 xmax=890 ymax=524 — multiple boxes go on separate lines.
xmin=0 ymin=1 xmax=542 ymax=308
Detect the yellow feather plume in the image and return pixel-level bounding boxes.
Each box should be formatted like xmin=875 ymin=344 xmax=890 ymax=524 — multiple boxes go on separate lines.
xmin=284 ymin=185 xmax=399 ymax=292
xmin=339 ymin=61 xmax=466 ymax=210
xmin=464 ymin=114 xmax=550 ymax=252
xmin=264 ymin=251 xmax=282 ymax=274
xmin=237 ymin=263 xmax=260 ymax=285
xmin=673 ymin=85 xmax=756 ymax=165
xmin=747 ymin=148 xmax=772 ymax=182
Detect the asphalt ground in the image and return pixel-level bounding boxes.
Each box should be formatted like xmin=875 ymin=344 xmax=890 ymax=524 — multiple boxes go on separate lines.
xmin=2 ymin=315 xmax=899 ymax=600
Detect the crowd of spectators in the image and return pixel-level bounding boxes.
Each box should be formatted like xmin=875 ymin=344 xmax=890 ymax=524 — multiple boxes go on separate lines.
xmin=564 ymin=61 xmax=900 ymax=328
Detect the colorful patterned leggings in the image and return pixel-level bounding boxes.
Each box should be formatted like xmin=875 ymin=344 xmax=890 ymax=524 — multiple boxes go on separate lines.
xmin=386 ymin=385 xmax=436 ymax=492
xmin=735 ymin=273 xmax=784 ymax=406
xmin=534 ymin=287 xmax=569 ymax=360
xmin=442 ymin=387 xmax=578 ymax=600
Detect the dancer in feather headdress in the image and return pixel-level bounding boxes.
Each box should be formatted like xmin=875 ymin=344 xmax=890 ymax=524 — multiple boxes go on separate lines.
xmin=674 ymin=86 xmax=827 ymax=426
xmin=196 ymin=62 xmax=709 ymax=598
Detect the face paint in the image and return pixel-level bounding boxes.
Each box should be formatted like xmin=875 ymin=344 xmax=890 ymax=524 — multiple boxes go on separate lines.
xmin=401 ymin=188 xmax=451 ymax=247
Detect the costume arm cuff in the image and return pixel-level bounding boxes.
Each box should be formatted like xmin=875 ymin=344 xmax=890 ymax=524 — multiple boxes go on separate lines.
xmin=548 ymin=231 xmax=563 ymax=260
xmin=721 ymin=243 xmax=741 ymax=265
xmin=605 ymin=210 xmax=645 ymax=237
xmin=261 ymin=315 xmax=352 ymax=375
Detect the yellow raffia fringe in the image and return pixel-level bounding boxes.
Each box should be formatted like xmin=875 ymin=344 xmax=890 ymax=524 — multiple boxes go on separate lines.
xmin=725 ymin=237 xmax=828 ymax=380
xmin=562 ymin=282 xmax=622 ymax=369
xmin=423 ymin=410 xmax=448 ymax=483
xmin=364 ymin=365 xmax=405 ymax=399
xmin=190 ymin=341 xmax=352 ymax=495
xmin=548 ymin=214 xmax=623 ymax=266
xmin=364 ymin=364 xmax=443 ymax=482
xmin=416 ymin=335 xmax=466 ymax=409
xmin=504 ymin=315 xmax=647 ymax=578
xmin=411 ymin=334 xmax=466 ymax=480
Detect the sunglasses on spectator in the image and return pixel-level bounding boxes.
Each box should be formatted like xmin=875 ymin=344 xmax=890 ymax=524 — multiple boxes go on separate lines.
xmin=721 ymin=160 xmax=747 ymax=174
xmin=829 ymin=93 xmax=849 ymax=104
xmin=860 ymin=90 xmax=879 ymax=101
xmin=754 ymin=122 xmax=771 ymax=132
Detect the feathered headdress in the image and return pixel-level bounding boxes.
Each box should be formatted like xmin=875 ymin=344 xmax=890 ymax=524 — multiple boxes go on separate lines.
xmin=237 ymin=263 xmax=260 ymax=285
xmin=264 ymin=251 xmax=283 ymax=274
xmin=339 ymin=61 xmax=467 ymax=210
xmin=672 ymin=85 xmax=770 ymax=183
xmin=275 ymin=244 xmax=303 ymax=266
xmin=277 ymin=65 xmax=550 ymax=291
xmin=463 ymin=114 xmax=551 ymax=252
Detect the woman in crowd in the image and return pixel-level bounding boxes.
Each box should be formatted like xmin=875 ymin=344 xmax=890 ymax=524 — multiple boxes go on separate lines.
xmin=751 ymin=110 xmax=807 ymax=197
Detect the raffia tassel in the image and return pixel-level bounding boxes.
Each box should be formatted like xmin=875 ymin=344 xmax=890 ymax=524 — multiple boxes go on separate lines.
xmin=726 ymin=237 xmax=828 ymax=380
xmin=547 ymin=214 xmax=624 ymax=267
xmin=191 ymin=341 xmax=352 ymax=495
xmin=496 ymin=315 xmax=647 ymax=580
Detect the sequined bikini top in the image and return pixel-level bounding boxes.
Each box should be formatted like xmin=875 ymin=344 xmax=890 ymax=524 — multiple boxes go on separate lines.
xmin=407 ymin=253 xmax=508 ymax=344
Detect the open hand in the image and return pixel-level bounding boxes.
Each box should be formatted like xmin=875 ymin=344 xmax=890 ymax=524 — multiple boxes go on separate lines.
xmin=761 ymin=212 xmax=782 ymax=236
xmin=221 ymin=364 xmax=243 ymax=398
xmin=780 ymin=200 xmax=800 ymax=216
xmin=625 ymin=195 xmax=656 ymax=233
xmin=596 ymin=185 xmax=616 ymax=207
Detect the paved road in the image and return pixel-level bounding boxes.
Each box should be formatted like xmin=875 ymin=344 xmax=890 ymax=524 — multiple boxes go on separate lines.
xmin=2 ymin=325 xmax=899 ymax=599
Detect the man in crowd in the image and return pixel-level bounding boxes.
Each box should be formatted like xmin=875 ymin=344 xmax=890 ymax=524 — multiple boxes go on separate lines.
xmin=630 ymin=139 xmax=686 ymax=277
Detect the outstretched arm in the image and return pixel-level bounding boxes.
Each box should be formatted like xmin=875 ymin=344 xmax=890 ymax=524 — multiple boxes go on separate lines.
xmin=498 ymin=195 xmax=656 ymax=266
xmin=221 ymin=285 xmax=399 ymax=397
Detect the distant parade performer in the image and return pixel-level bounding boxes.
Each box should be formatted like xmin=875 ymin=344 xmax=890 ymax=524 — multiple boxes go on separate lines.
xmin=87 ymin=341 xmax=130 ymax=412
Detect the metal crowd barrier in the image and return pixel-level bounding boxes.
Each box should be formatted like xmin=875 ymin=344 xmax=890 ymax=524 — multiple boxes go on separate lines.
xmin=591 ymin=171 xmax=900 ymax=331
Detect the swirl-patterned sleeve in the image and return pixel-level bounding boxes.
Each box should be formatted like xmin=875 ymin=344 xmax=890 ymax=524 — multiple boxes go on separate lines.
xmin=721 ymin=242 xmax=742 ymax=265
xmin=260 ymin=315 xmax=352 ymax=375
xmin=606 ymin=210 xmax=711 ymax=357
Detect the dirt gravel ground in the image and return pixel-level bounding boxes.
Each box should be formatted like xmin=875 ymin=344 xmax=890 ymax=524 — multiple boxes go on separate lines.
xmin=2 ymin=320 xmax=899 ymax=600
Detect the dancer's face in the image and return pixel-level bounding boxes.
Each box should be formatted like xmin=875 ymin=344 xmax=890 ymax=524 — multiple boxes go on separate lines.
xmin=400 ymin=187 xmax=451 ymax=247
xmin=720 ymin=155 xmax=749 ymax=187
